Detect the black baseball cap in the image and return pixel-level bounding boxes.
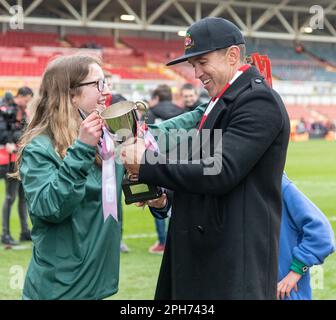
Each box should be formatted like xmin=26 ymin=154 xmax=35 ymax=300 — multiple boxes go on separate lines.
xmin=167 ymin=17 xmax=245 ymax=66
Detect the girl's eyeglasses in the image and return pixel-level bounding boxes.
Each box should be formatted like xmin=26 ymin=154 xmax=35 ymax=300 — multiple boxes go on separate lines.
xmin=75 ymin=79 xmax=105 ymax=92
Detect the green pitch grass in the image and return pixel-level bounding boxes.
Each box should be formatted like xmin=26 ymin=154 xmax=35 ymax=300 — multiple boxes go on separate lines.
xmin=0 ymin=140 xmax=335 ymax=300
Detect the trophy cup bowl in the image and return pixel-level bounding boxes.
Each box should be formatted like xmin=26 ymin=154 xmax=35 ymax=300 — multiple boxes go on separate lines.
xmin=100 ymin=101 xmax=139 ymax=142
xmin=100 ymin=100 xmax=162 ymax=204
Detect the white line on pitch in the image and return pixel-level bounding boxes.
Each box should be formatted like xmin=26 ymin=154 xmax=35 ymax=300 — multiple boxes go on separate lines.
xmin=123 ymin=233 xmax=157 ymax=239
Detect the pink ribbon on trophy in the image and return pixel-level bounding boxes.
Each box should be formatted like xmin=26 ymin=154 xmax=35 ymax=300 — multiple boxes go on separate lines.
xmin=99 ymin=127 xmax=118 ymax=222
xmin=140 ymin=123 xmax=166 ymax=198
xmin=98 ymin=122 xmax=159 ymax=222
xmin=138 ymin=122 xmax=158 ymax=152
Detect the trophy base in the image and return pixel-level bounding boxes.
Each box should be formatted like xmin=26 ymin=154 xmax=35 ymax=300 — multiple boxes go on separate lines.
xmin=122 ymin=177 xmax=163 ymax=205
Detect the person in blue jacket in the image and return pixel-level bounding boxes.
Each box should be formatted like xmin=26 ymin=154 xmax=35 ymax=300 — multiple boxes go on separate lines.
xmin=277 ymin=173 xmax=335 ymax=300
xmin=147 ymin=173 xmax=335 ymax=300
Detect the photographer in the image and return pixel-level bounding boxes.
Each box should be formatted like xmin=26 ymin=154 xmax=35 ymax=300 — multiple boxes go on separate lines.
xmin=0 ymin=86 xmax=33 ymax=246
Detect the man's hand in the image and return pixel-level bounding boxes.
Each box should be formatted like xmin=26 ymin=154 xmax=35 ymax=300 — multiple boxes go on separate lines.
xmin=277 ymin=271 xmax=302 ymax=300
xmin=120 ymin=137 xmax=146 ymax=176
xmin=134 ymin=193 xmax=167 ymax=209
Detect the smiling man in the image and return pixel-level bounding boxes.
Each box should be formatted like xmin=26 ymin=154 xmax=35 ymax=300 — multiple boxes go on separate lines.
xmin=180 ymin=83 xmax=201 ymax=112
xmin=121 ymin=17 xmax=290 ymax=300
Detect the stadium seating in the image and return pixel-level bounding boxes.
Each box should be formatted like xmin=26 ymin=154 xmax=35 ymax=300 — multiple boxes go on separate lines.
xmin=309 ymin=105 xmax=336 ymax=120
xmin=245 ymin=39 xmax=336 ymax=82
xmin=121 ymin=37 xmax=183 ymax=63
xmin=0 ymin=31 xmax=335 ymax=83
xmin=65 ymin=34 xmax=115 ymax=48
xmin=0 ymin=31 xmax=60 ymax=47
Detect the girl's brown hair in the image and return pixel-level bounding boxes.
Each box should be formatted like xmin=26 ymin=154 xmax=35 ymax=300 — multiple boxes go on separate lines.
xmin=12 ymin=54 xmax=102 ymax=179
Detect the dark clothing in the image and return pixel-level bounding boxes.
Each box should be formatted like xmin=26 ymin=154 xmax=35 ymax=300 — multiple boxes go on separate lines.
xmin=139 ymin=67 xmax=290 ymax=299
xmin=0 ymin=95 xmax=26 ymax=146
xmin=2 ymin=172 xmax=29 ymax=235
xmin=0 ymin=94 xmax=29 ymax=239
xmin=146 ymin=101 xmax=183 ymax=125
xmin=184 ymin=99 xmax=202 ymax=113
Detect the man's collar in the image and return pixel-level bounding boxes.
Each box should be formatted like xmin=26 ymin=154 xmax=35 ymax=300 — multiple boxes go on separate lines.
xmin=220 ymin=66 xmax=262 ymax=102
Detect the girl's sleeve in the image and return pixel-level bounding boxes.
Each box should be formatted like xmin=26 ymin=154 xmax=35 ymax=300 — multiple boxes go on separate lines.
xmin=20 ymin=139 xmax=97 ymax=223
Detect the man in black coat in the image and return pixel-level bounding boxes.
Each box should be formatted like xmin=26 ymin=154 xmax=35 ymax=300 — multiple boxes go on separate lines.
xmin=121 ymin=17 xmax=290 ymax=299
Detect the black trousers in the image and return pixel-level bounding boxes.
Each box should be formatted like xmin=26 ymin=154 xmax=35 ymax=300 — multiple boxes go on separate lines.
xmin=2 ymin=171 xmax=29 ymax=236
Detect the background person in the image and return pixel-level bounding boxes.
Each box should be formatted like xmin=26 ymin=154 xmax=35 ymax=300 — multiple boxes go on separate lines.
xmin=180 ymin=83 xmax=201 ymax=112
xmin=277 ymin=173 xmax=335 ymax=300
xmin=145 ymin=84 xmax=183 ymax=254
xmin=0 ymin=87 xmax=33 ymax=245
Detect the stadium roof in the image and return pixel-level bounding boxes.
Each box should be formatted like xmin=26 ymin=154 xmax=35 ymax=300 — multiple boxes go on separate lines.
xmin=0 ymin=0 xmax=335 ymax=43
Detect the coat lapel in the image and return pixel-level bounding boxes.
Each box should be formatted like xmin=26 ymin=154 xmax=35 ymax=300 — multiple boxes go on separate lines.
xmin=201 ymin=98 xmax=227 ymax=131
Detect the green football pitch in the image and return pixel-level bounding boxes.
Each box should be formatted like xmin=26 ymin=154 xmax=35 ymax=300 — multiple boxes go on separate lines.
xmin=0 ymin=140 xmax=335 ymax=300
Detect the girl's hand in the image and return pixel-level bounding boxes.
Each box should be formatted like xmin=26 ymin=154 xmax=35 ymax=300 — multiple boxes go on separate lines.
xmin=78 ymin=111 xmax=103 ymax=146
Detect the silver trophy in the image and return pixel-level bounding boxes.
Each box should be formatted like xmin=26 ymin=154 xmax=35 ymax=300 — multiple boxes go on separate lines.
xmin=100 ymin=101 xmax=162 ymax=204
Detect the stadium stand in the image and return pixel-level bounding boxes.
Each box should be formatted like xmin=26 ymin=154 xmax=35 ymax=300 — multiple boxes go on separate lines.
xmin=0 ymin=0 xmax=334 ymax=89
xmin=121 ymin=37 xmax=183 ymax=62
xmin=65 ymin=34 xmax=115 ymax=48
xmin=0 ymin=31 xmax=61 ymax=47
xmin=0 ymin=29 xmax=335 ymax=139
xmin=0 ymin=30 xmax=335 ymax=83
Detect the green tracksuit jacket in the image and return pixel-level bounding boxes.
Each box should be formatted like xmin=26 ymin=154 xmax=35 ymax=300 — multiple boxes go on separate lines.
xmin=20 ymin=135 xmax=123 ymax=300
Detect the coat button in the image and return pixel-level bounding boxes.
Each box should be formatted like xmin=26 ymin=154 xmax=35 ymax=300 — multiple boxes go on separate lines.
xmin=197 ymin=225 xmax=205 ymax=233
xmin=255 ymin=78 xmax=262 ymax=83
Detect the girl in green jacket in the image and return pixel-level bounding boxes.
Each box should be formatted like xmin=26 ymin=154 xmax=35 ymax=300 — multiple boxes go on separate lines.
xmin=13 ymin=55 xmax=123 ymax=300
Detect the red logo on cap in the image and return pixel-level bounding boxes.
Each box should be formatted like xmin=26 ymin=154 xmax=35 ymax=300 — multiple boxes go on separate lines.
xmin=184 ymin=33 xmax=193 ymax=49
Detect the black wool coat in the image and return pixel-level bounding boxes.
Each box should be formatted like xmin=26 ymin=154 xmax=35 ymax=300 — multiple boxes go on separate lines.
xmin=139 ymin=67 xmax=290 ymax=299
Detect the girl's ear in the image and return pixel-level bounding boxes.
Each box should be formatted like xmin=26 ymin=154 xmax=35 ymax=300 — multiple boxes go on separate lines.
xmin=71 ymin=92 xmax=78 ymax=108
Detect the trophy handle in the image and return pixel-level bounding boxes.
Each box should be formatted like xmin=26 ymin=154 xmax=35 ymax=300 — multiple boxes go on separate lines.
xmin=135 ymin=101 xmax=149 ymax=122
xmin=135 ymin=100 xmax=148 ymax=111
xmin=133 ymin=101 xmax=149 ymax=139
